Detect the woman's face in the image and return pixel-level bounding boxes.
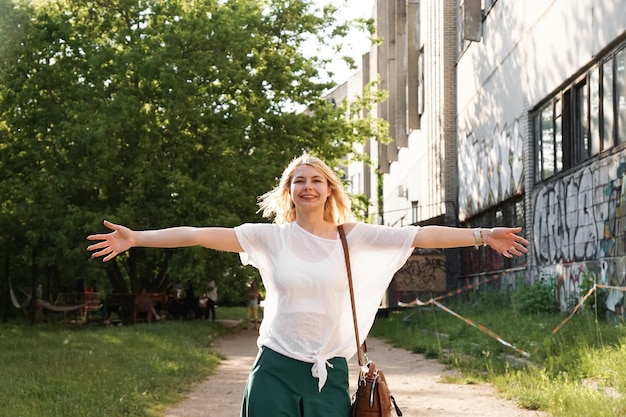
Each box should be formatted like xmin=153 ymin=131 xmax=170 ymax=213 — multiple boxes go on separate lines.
xmin=289 ymin=164 xmax=331 ymax=212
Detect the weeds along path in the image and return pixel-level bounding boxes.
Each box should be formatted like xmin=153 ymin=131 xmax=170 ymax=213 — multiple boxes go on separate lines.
xmin=164 ymin=325 xmax=549 ymax=417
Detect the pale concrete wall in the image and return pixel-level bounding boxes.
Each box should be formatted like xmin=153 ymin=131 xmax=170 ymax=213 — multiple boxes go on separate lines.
xmin=457 ymin=0 xmax=626 ymax=312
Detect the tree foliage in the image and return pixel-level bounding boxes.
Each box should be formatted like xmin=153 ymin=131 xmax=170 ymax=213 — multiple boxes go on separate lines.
xmin=0 ymin=0 xmax=387 ymax=308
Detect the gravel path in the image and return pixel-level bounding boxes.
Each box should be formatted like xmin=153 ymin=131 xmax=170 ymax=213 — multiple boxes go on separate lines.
xmin=164 ymin=325 xmax=549 ymax=416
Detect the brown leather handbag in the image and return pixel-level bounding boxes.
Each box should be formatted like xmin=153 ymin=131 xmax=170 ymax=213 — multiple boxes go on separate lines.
xmin=338 ymin=225 xmax=403 ymax=417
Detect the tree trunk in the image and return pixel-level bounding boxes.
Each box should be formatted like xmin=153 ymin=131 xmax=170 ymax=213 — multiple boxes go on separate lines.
xmin=2 ymin=251 xmax=8 ymax=323
xmin=106 ymin=262 xmax=129 ymax=294
xmin=29 ymin=246 xmax=38 ymax=325
xmin=154 ymin=251 xmax=172 ymax=291
xmin=128 ymin=249 xmax=138 ymax=294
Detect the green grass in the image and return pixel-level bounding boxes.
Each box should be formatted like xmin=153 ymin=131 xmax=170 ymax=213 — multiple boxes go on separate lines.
xmin=5 ymin=296 xmax=625 ymax=417
xmin=0 ymin=310 xmax=244 ymax=417
xmin=371 ymin=292 xmax=626 ymax=417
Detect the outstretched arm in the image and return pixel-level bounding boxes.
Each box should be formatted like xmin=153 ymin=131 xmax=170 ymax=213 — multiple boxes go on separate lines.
xmin=412 ymin=226 xmax=528 ymax=258
xmin=87 ymin=220 xmax=243 ymax=262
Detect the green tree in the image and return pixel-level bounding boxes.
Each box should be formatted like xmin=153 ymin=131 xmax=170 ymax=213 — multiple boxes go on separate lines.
xmin=0 ymin=0 xmax=387 ymax=311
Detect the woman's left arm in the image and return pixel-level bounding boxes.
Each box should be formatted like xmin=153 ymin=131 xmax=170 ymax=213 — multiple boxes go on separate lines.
xmin=412 ymin=226 xmax=529 ymax=258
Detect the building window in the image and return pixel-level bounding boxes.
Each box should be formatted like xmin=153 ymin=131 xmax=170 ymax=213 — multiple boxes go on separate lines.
xmin=534 ymin=41 xmax=626 ymax=182
xmin=590 ymin=66 xmax=601 ymax=155
xmin=411 ymin=200 xmax=419 ymax=224
xmin=417 ymin=49 xmax=424 ymax=116
xmin=350 ymin=173 xmax=361 ymax=195
xmin=555 ymin=98 xmax=563 ymax=173
xmin=617 ymin=46 xmax=626 ymax=144
xmin=573 ymin=80 xmax=589 ymax=164
xmin=603 ymin=57 xmax=615 ymax=149
xmin=536 ymin=102 xmax=557 ymax=180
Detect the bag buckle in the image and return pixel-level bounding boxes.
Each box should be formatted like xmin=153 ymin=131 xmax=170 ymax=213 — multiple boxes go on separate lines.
xmin=368 ymin=374 xmax=379 ymax=407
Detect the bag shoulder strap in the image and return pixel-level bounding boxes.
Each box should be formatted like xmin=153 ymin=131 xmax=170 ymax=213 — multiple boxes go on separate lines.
xmin=338 ymin=224 xmax=365 ymax=367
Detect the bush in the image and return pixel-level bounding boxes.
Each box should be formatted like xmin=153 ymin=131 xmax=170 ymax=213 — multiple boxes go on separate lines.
xmin=579 ymin=271 xmax=608 ymax=317
xmin=512 ymin=278 xmax=559 ymax=315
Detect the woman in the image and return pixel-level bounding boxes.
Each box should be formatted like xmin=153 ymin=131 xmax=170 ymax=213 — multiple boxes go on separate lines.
xmin=87 ymin=154 xmax=528 ymax=417
xmin=245 ymin=281 xmax=260 ymax=330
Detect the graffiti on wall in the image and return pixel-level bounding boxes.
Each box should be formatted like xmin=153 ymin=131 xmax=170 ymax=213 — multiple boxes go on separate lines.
xmin=393 ymin=254 xmax=447 ymax=292
xmin=532 ymin=167 xmax=598 ymax=264
xmin=459 ymin=118 xmax=525 ymax=219
xmin=532 ymin=156 xmax=626 ymax=312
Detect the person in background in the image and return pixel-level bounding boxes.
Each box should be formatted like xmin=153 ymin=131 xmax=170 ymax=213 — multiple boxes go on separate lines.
xmin=245 ymin=281 xmax=260 ymax=330
xmin=165 ymin=284 xmax=179 ymax=304
xmin=135 ymin=287 xmax=160 ymax=323
xmin=207 ymin=280 xmax=218 ymax=321
xmin=184 ymin=280 xmax=197 ymax=319
xmin=164 ymin=284 xmax=183 ymax=320
xmin=87 ymin=153 xmax=528 ymax=417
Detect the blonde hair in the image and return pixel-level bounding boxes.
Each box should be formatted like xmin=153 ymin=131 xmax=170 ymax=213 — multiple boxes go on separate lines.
xmin=258 ymin=154 xmax=352 ymax=224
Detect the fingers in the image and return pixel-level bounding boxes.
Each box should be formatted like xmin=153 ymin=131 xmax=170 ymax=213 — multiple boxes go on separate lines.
xmin=86 ymin=221 xmax=117 ymax=240
xmin=103 ymin=252 xmax=118 ymax=262
xmin=499 ymin=241 xmax=528 ymax=258
xmin=103 ymin=220 xmax=118 ymax=231
xmin=86 ymin=233 xmax=109 ymax=242
xmin=509 ymin=239 xmax=528 ymax=253
xmin=89 ymin=251 xmax=113 ymax=262
xmin=501 ymin=246 xmax=522 ymax=257
xmin=86 ymin=237 xmax=113 ymax=260
xmin=86 ymin=241 xmax=108 ymax=252
xmin=87 ymin=220 xmax=121 ymax=262
xmin=92 ymin=247 xmax=113 ymax=259
xmin=514 ymin=234 xmax=529 ymax=246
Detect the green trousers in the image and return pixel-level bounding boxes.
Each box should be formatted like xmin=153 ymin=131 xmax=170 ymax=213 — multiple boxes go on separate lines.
xmin=240 ymin=346 xmax=351 ymax=417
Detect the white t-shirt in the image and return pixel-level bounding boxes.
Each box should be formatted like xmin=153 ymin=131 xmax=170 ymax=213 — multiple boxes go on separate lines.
xmin=234 ymin=221 xmax=419 ymax=390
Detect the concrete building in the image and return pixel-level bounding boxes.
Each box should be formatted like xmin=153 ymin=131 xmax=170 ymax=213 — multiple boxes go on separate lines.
xmin=459 ymin=0 xmax=626 ymax=313
xmin=331 ymin=0 xmax=626 ymax=313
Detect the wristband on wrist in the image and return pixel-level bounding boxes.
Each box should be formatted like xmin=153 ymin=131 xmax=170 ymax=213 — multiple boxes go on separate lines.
xmin=473 ymin=228 xmax=485 ymax=248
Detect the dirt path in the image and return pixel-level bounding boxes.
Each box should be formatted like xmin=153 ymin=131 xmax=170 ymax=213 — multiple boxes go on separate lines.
xmin=164 ymin=325 xmax=549 ymax=416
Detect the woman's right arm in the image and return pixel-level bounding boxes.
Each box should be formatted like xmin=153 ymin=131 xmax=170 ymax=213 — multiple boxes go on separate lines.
xmin=87 ymin=220 xmax=243 ymax=262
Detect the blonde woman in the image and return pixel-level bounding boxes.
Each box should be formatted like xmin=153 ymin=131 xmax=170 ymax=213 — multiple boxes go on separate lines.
xmin=88 ymin=154 xmax=528 ymax=417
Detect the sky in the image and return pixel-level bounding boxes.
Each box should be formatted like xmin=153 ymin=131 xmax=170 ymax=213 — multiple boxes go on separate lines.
xmin=313 ymin=0 xmax=375 ymax=84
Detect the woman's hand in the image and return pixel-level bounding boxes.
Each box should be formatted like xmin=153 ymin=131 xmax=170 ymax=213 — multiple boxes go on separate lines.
xmin=484 ymin=227 xmax=528 ymax=258
xmin=87 ymin=220 xmax=134 ymax=262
